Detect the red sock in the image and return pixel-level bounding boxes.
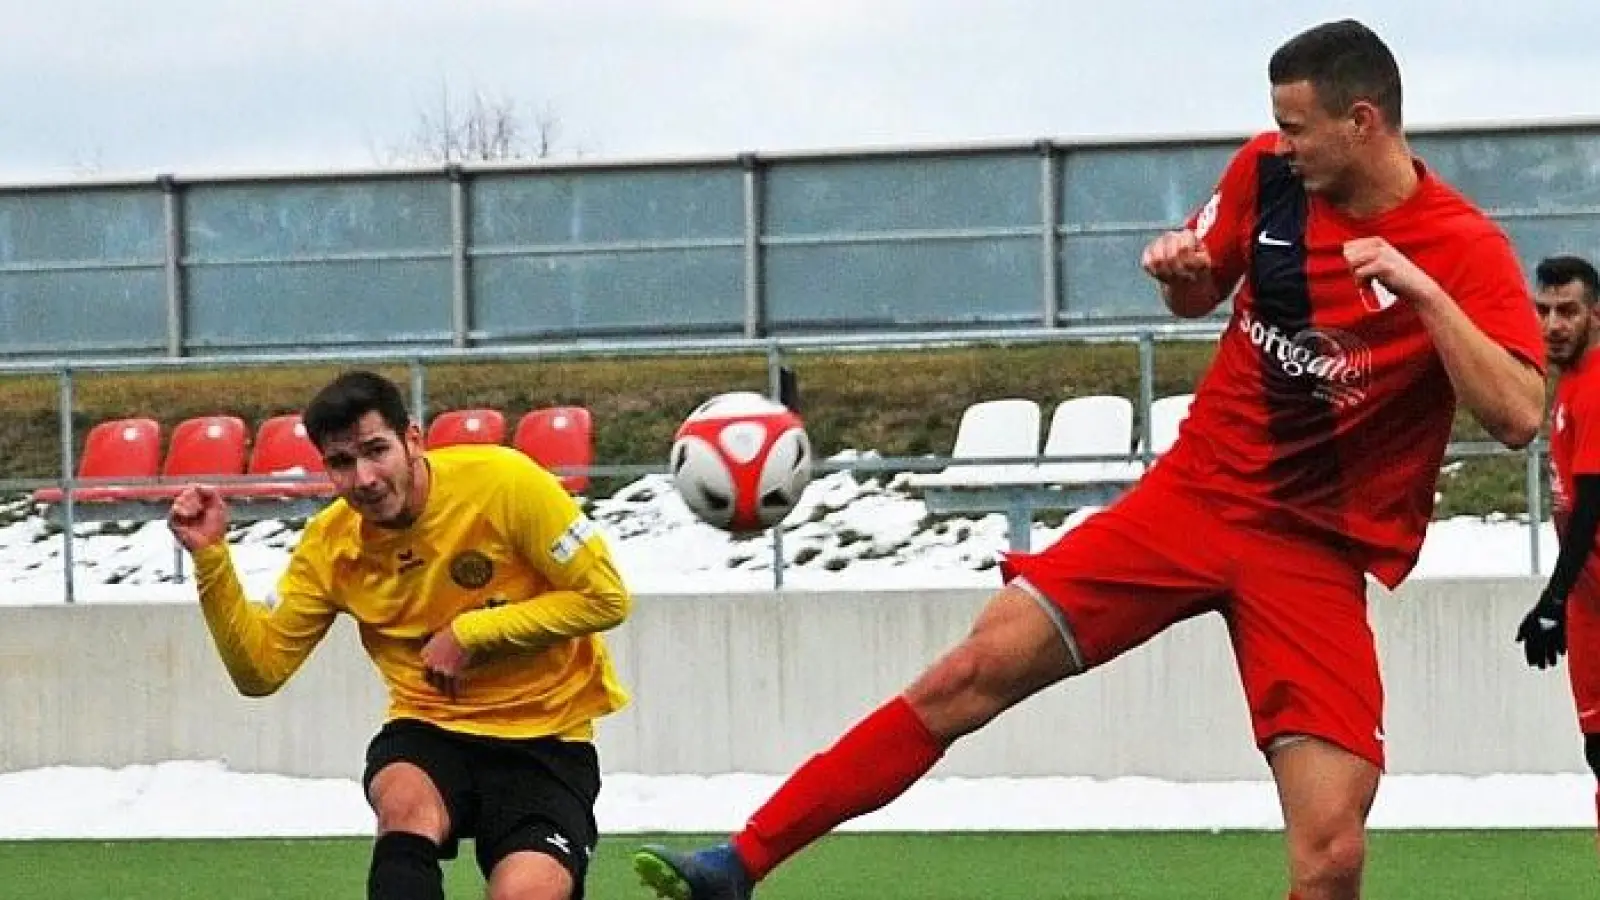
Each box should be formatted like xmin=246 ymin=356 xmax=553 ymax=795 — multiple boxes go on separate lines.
xmin=731 ymin=696 xmax=945 ymax=880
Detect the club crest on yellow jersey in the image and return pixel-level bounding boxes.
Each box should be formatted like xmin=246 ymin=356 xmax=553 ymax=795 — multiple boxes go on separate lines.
xmin=449 ymin=550 xmax=495 ymax=589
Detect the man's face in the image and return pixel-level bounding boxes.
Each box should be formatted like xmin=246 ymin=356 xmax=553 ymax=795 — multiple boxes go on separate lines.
xmin=318 ymin=410 xmax=426 ymax=527
xmin=1271 ymin=80 xmax=1359 ymax=197
xmin=1536 ymin=280 xmax=1595 ymax=368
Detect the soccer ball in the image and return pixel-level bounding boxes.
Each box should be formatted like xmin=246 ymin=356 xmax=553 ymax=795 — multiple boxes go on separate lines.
xmin=670 ymin=391 xmax=813 ymax=534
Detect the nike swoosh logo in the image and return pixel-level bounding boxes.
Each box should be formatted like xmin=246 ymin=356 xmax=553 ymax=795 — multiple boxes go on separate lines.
xmin=1257 ymin=230 xmax=1292 ymax=247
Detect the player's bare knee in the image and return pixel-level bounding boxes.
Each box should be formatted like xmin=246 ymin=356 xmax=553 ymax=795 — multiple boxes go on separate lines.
xmin=486 ymin=851 xmax=574 ymax=900
xmin=1290 ymin=820 xmax=1365 ymax=893
xmin=368 ymin=762 xmax=450 ymax=841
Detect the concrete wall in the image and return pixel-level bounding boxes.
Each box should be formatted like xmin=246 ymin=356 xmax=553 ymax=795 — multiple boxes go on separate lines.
xmin=0 ymin=580 xmax=1585 ymax=780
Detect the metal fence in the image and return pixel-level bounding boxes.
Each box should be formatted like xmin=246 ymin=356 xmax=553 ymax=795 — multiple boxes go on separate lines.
xmin=6 ymin=120 xmax=1600 ymax=358
xmin=0 ymin=323 xmax=1547 ymax=602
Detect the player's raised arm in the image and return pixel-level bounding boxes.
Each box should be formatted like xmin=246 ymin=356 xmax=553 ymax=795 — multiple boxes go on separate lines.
xmin=447 ymin=458 xmax=631 ymax=657
xmin=169 ymin=485 xmax=337 ymax=697
xmin=1344 ymin=235 xmax=1545 ymax=448
xmin=1144 ymin=229 xmax=1224 ymax=318
xmin=1144 ymin=135 xmax=1263 ymax=318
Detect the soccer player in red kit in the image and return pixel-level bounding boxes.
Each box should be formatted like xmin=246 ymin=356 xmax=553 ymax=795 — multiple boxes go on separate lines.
xmin=634 ymin=19 xmax=1545 ymax=900
xmin=1517 ymin=254 xmax=1600 ymax=861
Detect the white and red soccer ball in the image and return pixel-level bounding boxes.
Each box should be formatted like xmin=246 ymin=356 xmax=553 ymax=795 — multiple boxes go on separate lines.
xmin=670 ymin=392 xmax=813 ymax=534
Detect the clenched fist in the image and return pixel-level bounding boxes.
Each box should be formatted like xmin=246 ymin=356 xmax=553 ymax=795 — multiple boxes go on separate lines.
xmin=1141 ymin=229 xmax=1214 ymax=284
xmin=1342 ymin=237 xmax=1440 ymax=304
xmin=168 ymin=485 xmax=230 ymax=552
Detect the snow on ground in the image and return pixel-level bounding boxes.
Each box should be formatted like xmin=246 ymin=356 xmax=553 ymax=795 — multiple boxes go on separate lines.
xmin=0 ymin=763 xmax=1591 ymax=839
xmin=0 ymin=454 xmax=1579 ymax=837
xmin=0 ymin=453 xmax=1558 ymax=605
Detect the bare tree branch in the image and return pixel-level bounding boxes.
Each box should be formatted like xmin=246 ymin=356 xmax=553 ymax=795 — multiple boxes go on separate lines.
xmin=385 ymin=81 xmax=565 ymax=165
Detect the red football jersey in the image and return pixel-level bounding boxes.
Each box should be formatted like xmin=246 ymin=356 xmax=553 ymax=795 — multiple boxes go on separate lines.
xmin=1550 ymin=349 xmax=1600 ymax=577
xmin=1168 ymin=132 xmax=1545 ymax=588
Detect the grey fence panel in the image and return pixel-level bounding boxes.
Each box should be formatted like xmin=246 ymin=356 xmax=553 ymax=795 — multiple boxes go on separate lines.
xmin=183 ymin=179 xmax=454 ymax=350
xmin=0 ymin=188 xmax=168 ymax=355
xmin=765 ymin=153 xmax=1040 ymax=233
xmin=468 ymin=169 xmax=747 ymax=339
xmin=0 ymin=188 xmax=165 ymax=263
xmin=1412 ymin=130 xmax=1600 ymax=211
xmin=0 ymin=269 xmax=168 ymax=355
xmin=1057 ymin=144 xmax=1236 ymax=321
xmin=765 ymin=238 xmax=1041 ymax=330
xmin=1058 ymin=231 xmax=1169 ymax=321
xmin=184 ymin=179 xmax=452 ymax=258
xmin=1059 ymin=144 xmax=1237 ymax=228
xmin=185 ymin=259 xmax=454 ymax=351
xmin=471 ymin=248 xmax=746 ymax=339
xmin=764 ymin=154 xmax=1041 ymax=330
xmin=470 ymin=168 xmax=744 ymax=244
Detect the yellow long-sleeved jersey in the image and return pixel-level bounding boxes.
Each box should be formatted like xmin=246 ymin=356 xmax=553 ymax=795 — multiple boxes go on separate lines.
xmin=192 ymin=444 xmax=630 ymax=740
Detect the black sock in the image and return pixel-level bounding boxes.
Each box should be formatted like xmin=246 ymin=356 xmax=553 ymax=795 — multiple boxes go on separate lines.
xmin=368 ymin=831 xmax=444 ymax=900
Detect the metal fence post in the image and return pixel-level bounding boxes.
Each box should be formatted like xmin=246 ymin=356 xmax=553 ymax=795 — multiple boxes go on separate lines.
xmin=57 ymin=369 xmax=76 ymax=605
xmin=741 ymin=153 xmax=765 ymax=339
xmin=409 ymin=359 xmax=427 ymax=428
xmin=766 ymin=341 xmax=787 ymax=589
xmin=160 ymin=175 xmax=186 ymax=358
xmin=448 ymin=164 xmax=470 ymax=349
xmin=1137 ymin=331 xmax=1156 ymax=466
xmin=1038 ymin=140 xmax=1061 ymax=327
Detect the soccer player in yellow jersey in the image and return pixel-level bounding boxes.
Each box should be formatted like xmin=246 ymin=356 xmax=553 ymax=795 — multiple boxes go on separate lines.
xmin=167 ymin=370 xmax=631 ymax=900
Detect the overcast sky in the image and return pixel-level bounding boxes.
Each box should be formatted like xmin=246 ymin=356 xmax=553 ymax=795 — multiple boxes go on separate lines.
xmin=5 ymin=1 xmax=1599 ymax=181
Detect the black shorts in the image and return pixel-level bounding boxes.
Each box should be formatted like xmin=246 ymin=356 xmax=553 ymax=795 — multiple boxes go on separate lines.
xmin=362 ymin=719 xmax=601 ymax=895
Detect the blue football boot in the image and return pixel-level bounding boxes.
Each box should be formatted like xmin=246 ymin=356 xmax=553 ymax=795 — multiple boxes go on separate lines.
xmin=632 ymin=842 xmax=754 ymax=900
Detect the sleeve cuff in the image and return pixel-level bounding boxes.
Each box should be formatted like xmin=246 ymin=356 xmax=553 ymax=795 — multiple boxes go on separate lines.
xmin=192 ymin=542 xmax=232 ymax=575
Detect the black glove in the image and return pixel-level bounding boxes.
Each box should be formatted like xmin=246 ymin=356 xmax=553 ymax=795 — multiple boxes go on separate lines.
xmin=1515 ymin=589 xmax=1568 ymax=670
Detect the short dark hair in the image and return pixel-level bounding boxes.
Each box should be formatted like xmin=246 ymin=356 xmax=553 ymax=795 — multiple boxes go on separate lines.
xmin=303 ymin=370 xmax=412 ymax=448
xmin=1268 ymin=19 xmax=1403 ymax=128
xmin=1537 ymin=254 xmax=1600 ymax=303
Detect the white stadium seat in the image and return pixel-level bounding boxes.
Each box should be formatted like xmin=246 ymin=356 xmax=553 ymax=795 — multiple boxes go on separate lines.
xmin=1143 ymin=393 xmax=1195 ymax=458
xmin=1033 ymin=395 xmax=1142 ymax=485
xmin=903 ymin=398 xmax=1041 ymax=487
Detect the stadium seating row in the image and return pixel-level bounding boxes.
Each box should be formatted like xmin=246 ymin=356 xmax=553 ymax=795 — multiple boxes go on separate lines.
xmin=905 ymin=393 xmax=1194 ymax=488
xmin=902 ymin=393 xmax=1195 ymax=553
xmin=31 ymin=406 xmax=593 ymax=511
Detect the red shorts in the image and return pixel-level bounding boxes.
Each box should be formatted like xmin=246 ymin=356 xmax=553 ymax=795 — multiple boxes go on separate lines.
xmin=1001 ymin=471 xmax=1384 ymax=769
xmin=1570 ymin=584 xmax=1600 ymax=736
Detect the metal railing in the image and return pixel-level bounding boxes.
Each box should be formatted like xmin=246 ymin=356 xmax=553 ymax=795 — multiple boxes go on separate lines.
xmin=6 ymin=323 xmax=1547 ymax=599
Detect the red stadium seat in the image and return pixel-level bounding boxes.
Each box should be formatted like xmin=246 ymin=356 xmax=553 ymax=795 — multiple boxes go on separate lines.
xmin=227 ymin=413 xmax=334 ymax=500
xmin=512 ymin=406 xmax=593 ymax=493
xmin=247 ymin=414 xmax=325 ymax=476
xmin=31 ymin=417 xmax=163 ymax=504
xmin=425 ymin=408 xmax=506 ymax=449
xmin=163 ymin=415 xmax=249 ymax=478
xmin=112 ymin=415 xmax=248 ymax=501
